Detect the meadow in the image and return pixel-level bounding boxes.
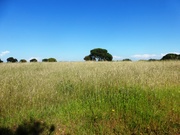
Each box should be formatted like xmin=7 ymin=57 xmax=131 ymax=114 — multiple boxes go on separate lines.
xmin=0 ymin=61 xmax=180 ymax=134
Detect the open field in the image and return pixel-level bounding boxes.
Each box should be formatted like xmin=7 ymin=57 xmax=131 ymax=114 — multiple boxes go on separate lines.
xmin=0 ymin=61 xmax=180 ymax=134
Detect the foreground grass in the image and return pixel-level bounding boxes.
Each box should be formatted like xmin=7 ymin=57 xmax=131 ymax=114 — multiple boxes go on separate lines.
xmin=0 ymin=61 xmax=180 ymax=134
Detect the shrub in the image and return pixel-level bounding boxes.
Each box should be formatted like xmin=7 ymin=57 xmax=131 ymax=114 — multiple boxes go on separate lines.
xmin=48 ymin=58 xmax=57 ymax=62
xmin=42 ymin=58 xmax=48 ymax=62
xmin=19 ymin=59 xmax=27 ymax=63
xmin=0 ymin=59 xmax=3 ymax=63
xmin=30 ymin=59 xmax=38 ymax=62
xmin=122 ymin=58 xmax=132 ymax=61
xmin=7 ymin=57 xmax=18 ymax=63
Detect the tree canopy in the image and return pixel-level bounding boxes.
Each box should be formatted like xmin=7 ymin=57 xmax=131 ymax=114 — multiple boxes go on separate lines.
xmin=161 ymin=53 xmax=180 ymax=60
xmin=48 ymin=58 xmax=57 ymax=62
xmin=7 ymin=57 xmax=18 ymax=63
xmin=122 ymin=58 xmax=132 ymax=61
xmin=30 ymin=58 xmax=38 ymax=62
xmin=20 ymin=59 xmax=27 ymax=63
xmin=148 ymin=59 xmax=159 ymax=61
xmin=84 ymin=48 xmax=113 ymax=61
xmin=0 ymin=59 xmax=3 ymax=63
xmin=42 ymin=58 xmax=57 ymax=62
xmin=42 ymin=58 xmax=48 ymax=62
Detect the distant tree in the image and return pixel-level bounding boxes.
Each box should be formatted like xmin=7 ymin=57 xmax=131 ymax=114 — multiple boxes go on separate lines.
xmin=42 ymin=58 xmax=48 ymax=62
xmin=138 ymin=59 xmax=148 ymax=62
xmin=48 ymin=58 xmax=57 ymax=62
xmin=7 ymin=57 xmax=18 ymax=63
xmin=20 ymin=59 xmax=27 ymax=63
xmin=148 ymin=59 xmax=159 ymax=61
xmin=161 ymin=53 xmax=180 ymax=60
xmin=7 ymin=57 xmax=14 ymax=62
xmin=122 ymin=58 xmax=132 ymax=61
xmin=42 ymin=58 xmax=57 ymax=62
xmin=30 ymin=58 xmax=38 ymax=62
xmin=0 ymin=59 xmax=3 ymax=63
xmin=84 ymin=48 xmax=113 ymax=61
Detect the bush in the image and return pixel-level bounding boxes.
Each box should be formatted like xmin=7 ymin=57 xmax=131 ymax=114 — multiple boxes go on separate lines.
xmin=48 ymin=58 xmax=57 ymax=62
xmin=122 ymin=58 xmax=132 ymax=61
xmin=7 ymin=57 xmax=18 ymax=63
xmin=30 ymin=59 xmax=38 ymax=62
xmin=19 ymin=59 xmax=27 ymax=63
xmin=42 ymin=58 xmax=57 ymax=62
xmin=148 ymin=59 xmax=159 ymax=61
xmin=42 ymin=58 xmax=48 ymax=62
xmin=0 ymin=59 xmax=3 ymax=63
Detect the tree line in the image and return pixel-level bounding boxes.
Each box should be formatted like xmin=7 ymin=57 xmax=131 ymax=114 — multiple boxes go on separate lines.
xmin=0 ymin=48 xmax=180 ymax=63
xmin=84 ymin=48 xmax=180 ymax=61
xmin=0 ymin=57 xmax=57 ymax=63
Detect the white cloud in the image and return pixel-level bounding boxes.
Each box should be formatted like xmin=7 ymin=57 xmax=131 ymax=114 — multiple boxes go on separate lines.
xmin=0 ymin=51 xmax=10 ymax=57
xmin=132 ymin=54 xmax=157 ymax=59
xmin=113 ymin=55 xmax=122 ymax=60
xmin=130 ymin=52 xmax=180 ymax=60
xmin=161 ymin=53 xmax=166 ymax=57
xmin=161 ymin=52 xmax=180 ymax=57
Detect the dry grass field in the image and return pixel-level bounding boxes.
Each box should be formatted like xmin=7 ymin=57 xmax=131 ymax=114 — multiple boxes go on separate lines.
xmin=0 ymin=61 xmax=180 ymax=134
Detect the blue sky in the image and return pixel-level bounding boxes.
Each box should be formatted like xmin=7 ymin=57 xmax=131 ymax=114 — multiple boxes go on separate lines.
xmin=0 ymin=0 xmax=180 ymax=61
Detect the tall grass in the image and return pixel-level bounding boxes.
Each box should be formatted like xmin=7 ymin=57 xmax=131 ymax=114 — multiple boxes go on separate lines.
xmin=0 ymin=61 xmax=180 ymax=134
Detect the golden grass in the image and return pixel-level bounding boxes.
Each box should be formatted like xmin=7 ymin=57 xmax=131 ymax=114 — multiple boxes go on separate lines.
xmin=0 ymin=61 xmax=180 ymax=134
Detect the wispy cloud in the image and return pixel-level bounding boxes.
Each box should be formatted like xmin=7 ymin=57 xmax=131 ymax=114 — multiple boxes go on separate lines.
xmin=161 ymin=52 xmax=180 ymax=57
xmin=131 ymin=54 xmax=157 ymax=59
xmin=0 ymin=51 xmax=10 ymax=57
xmin=113 ymin=55 xmax=122 ymax=60
xmin=131 ymin=52 xmax=180 ymax=60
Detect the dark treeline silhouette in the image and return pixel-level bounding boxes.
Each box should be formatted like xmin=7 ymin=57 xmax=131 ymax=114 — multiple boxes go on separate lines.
xmin=1 ymin=53 xmax=180 ymax=63
xmin=122 ymin=58 xmax=132 ymax=61
xmin=0 ymin=57 xmax=57 ymax=63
